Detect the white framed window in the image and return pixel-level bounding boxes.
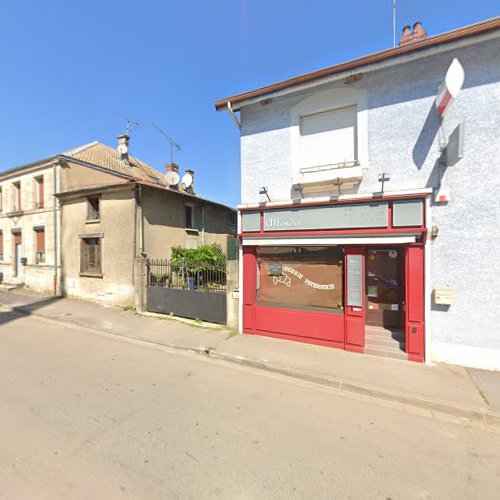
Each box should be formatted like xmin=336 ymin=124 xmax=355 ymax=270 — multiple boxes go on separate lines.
xmin=291 ymin=87 xmax=368 ymax=191
xmin=299 ymin=105 xmax=357 ymax=170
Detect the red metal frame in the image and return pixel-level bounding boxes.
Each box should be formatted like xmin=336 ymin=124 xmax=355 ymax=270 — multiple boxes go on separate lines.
xmin=240 ymin=197 xmax=427 ymax=362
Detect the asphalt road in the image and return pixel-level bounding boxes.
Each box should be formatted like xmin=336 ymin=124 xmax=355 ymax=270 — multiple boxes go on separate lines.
xmin=0 ymin=313 xmax=499 ymax=499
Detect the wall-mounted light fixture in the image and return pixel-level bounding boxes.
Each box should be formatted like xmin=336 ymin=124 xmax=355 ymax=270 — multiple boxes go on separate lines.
xmin=333 ymin=177 xmax=343 ymax=197
xmin=377 ymin=172 xmax=391 ymax=195
xmin=259 ymin=186 xmax=271 ymax=201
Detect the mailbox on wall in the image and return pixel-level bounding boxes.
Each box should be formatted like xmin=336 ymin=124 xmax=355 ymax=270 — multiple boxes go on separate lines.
xmin=432 ymin=288 xmax=454 ymax=306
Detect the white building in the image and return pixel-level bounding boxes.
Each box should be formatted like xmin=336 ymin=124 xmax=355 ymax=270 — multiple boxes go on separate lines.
xmin=215 ymin=18 xmax=500 ymax=370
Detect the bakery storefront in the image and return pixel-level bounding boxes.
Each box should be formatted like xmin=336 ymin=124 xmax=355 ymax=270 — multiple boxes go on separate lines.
xmin=240 ymin=196 xmax=427 ymax=362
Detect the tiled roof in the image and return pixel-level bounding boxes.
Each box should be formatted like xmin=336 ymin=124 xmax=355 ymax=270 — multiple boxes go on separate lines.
xmin=63 ymin=141 xmax=166 ymax=186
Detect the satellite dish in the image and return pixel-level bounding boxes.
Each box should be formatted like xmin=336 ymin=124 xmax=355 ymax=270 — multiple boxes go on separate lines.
xmin=181 ymin=172 xmax=193 ymax=188
xmin=165 ymin=171 xmax=180 ymax=186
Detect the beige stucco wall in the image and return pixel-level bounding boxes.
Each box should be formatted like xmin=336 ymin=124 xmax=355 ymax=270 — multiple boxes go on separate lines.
xmin=0 ymin=163 xmax=59 ymax=293
xmin=60 ymin=161 xmax=123 ymax=191
xmin=142 ymin=187 xmax=236 ymax=259
xmin=61 ymin=188 xmax=136 ymax=306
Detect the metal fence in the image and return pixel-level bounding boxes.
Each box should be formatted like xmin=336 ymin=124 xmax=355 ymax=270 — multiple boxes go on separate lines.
xmin=147 ymin=259 xmax=226 ymax=292
xmin=146 ymin=258 xmax=227 ymax=324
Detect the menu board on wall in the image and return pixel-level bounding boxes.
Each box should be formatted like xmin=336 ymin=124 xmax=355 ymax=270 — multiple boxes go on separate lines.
xmin=347 ymin=255 xmax=363 ymax=307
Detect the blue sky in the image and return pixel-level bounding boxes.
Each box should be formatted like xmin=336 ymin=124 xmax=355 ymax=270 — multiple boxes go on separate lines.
xmin=0 ymin=1 xmax=497 ymax=207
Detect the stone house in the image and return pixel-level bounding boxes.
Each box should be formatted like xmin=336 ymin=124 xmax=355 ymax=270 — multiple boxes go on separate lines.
xmin=56 ymin=175 xmax=237 ymax=307
xmin=0 ymin=136 xmax=237 ymax=305
xmin=215 ymin=18 xmax=500 ymax=370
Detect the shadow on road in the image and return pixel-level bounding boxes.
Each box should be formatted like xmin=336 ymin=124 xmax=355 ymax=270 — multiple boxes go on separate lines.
xmin=0 ymin=296 xmax=63 ymax=327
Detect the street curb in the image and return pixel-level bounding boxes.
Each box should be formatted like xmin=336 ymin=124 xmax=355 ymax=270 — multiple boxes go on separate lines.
xmin=3 ymin=303 xmax=500 ymax=429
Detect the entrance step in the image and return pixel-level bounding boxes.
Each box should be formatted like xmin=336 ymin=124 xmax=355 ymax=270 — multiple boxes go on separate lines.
xmin=364 ymin=346 xmax=407 ymax=360
xmin=365 ymin=326 xmax=406 ymax=360
xmin=0 ymin=281 xmax=24 ymax=292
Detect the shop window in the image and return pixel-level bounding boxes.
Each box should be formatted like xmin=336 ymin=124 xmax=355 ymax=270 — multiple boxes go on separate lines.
xmin=87 ymin=196 xmax=100 ymax=221
xmin=34 ymin=227 xmax=45 ymax=264
xmin=80 ymin=237 xmax=102 ymax=276
xmin=299 ymin=105 xmax=357 ymax=169
xmin=256 ymin=246 xmax=344 ymax=314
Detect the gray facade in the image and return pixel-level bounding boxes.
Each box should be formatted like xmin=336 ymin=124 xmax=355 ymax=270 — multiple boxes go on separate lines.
xmin=237 ymin=35 xmax=500 ymax=369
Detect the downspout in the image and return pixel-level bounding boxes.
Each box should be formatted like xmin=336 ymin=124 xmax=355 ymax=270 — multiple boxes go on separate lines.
xmin=227 ymin=102 xmax=241 ymax=129
xmin=52 ymin=162 xmax=58 ymax=295
xmin=201 ymin=206 xmax=205 ymax=245
xmin=139 ymin=184 xmax=145 ymax=255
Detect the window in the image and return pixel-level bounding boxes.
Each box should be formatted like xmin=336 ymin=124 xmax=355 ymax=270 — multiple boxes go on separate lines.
xmin=87 ymin=196 xmax=100 ymax=220
xmin=0 ymin=187 xmax=3 ymax=212
xmin=256 ymin=246 xmax=344 ymax=314
xmin=12 ymin=182 xmax=21 ymax=211
xmin=299 ymin=105 xmax=357 ymax=170
xmin=35 ymin=176 xmax=44 ymax=209
xmin=34 ymin=227 xmax=45 ymax=264
xmin=80 ymin=237 xmax=102 ymax=275
xmin=0 ymin=231 xmax=3 ymax=261
xmin=185 ymin=205 xmax=194 ymax=229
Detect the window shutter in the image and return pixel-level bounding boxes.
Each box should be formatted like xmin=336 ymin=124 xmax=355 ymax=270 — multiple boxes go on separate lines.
xmin=0 ymin=232 xmax=3 ymax=255
xmin=39 ymin=177 xmax=44 ymax=207
xmin=81 ymin=239 xmax=88 ymax=272
xmin=299 ymin=105 xmax=357 ymax=168
xmin=36 ymin=229 xmax=45 ymax=252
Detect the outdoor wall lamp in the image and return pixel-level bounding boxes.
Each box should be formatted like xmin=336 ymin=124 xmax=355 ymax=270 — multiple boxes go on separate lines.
xmin=333 ymin=177 xmax=343 ymax=196
xmin=259 ymin=186 xmax=271 ymax=201
xmin=377 ymin=172 xmax=391 ymax=194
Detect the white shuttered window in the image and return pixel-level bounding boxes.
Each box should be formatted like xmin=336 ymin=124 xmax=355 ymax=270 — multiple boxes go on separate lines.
xmin=299 ymin=105 xmax=357 ymax=169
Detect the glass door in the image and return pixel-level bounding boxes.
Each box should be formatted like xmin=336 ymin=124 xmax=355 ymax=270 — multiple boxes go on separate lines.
xmin=366 ymin=248 xmax=403 ymax=328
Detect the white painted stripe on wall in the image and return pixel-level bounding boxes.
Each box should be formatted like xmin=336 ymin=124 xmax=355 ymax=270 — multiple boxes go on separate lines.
xmin=431 ymin=342 xmax=500 ymax=371
xmin=242 ymin=236 xmax=416 ymax=246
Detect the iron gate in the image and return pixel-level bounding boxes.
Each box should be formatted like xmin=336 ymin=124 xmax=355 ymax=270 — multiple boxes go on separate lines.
xmin=146 ymin=259 xmax=227 ymax=324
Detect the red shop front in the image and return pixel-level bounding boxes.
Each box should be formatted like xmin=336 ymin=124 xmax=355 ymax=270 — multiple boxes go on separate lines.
xmin=240 ymin=196 xmax=427 ymax=363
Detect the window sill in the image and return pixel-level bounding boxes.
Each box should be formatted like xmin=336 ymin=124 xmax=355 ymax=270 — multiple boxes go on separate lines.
xmin=79 ymin=272 xmax=103 ymax=279
xmin=185 ymin=228 xmax=199 ymax=234
xmin=86 ymin=219 xmax=100 ymax=224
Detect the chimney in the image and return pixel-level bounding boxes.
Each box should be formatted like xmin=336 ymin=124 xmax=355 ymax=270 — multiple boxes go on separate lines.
xmin=165 ymin=162 xmax=179 ymax=174
xmin=399 ymin=21 xmax=427 ymax=46
xmin=117 ymin=134 xmax=130 ymax=165
xmin=185 ymin=169 xmax=195 ymax=194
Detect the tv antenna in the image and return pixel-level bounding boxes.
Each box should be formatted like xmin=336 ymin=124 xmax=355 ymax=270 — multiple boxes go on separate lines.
xmin=124 ymin=117 xmax=140 ymax=136
xmin=392 ymin=0 xmax=397 ymax=48
xmin=152 ymin=122 xmax=181 ymax=164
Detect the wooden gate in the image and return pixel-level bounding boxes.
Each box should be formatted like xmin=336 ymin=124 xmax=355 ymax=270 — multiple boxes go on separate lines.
xmin=146 ymin=259 xmax=227 ymax=324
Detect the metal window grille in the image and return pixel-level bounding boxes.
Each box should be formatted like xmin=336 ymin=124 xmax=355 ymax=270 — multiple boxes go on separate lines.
xmin=147 ymin=259 xmax=226 ymax=293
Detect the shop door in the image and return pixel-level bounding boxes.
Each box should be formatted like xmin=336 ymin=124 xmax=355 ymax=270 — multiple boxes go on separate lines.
xmin=366 ymin=248 xmax=403 ymax=328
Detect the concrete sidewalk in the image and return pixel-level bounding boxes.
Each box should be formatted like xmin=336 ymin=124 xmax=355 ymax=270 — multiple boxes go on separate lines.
xmin=1 ymin=290 xmax=499 ymax=428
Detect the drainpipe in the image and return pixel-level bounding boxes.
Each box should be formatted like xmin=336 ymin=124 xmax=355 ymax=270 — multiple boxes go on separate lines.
xmin=201 ymin=206 xmax=205 ymax=245
xmin=227 ymin=102 xmax=241 ymax=129
xmin=52 ymin=162 xmax=58 ymax=295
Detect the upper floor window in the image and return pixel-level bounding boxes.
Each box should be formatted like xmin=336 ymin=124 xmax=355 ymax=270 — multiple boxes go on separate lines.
xmin=87 ymin=196 xmax=100 ymax=221
xmin=0 ymin=187 xmax=3 ymax=213
xmin=299 ymin=105 xmax=357 ymax=170
xmin=0 ymin=231 xmax=3 ymax=261
xmin=35 ymin=176 xmax=44 ymax=209
xmin=12 ymin=181 xmax=21 ymax=211
xmin=185 ymin=205 xmax=194 ymax=229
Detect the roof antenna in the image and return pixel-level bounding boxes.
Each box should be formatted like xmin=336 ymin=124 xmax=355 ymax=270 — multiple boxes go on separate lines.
xmin=125 ymin=117 xmax=140 ymax=136
xmin=392 ymin=0 xmax=397 ymax=48
xmin=152 ymin=123 xmax=181 ymax=164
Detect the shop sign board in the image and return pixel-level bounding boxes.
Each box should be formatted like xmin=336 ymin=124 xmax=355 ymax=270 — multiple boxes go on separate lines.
xmin=267 ymin=262 xmax=283 ymax=276
xmin=241 ymin=211 xmax=261 ymax=232
xmin=347 ymin=255 xmax=363 ymax=307
xmin=263 ymin=202 xmax=388 ymax=231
